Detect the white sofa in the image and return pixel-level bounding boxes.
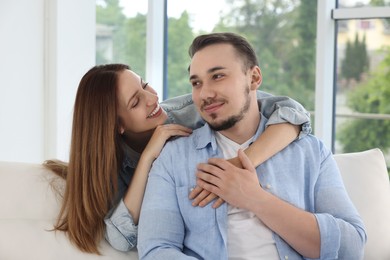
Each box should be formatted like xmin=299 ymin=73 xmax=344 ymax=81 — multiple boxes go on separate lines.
xmin=0 ymin=148 xmax=389 ymax=260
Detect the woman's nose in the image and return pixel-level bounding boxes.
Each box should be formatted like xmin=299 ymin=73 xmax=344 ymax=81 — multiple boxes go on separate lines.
xmin=145 ymin=91 xmax=158 ymax=106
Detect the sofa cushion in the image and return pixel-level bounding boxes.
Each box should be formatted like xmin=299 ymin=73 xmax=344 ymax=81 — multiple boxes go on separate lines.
xmin=334 ymin=148 xmax=390 ymax=260
xmin=0 ymin=161 xmax=138 ymax=259
xmin=0 ymin=161 xmax=62 ymax=220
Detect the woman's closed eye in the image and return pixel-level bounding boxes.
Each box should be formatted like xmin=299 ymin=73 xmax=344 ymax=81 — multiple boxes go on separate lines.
xmin=130 ymin=98 xmax=139 ymax=108
xmin=129 ymin=82 xmax=148 ymax=108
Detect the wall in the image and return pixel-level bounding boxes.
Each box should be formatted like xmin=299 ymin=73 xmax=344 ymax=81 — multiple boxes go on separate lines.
xmin=0 ymin=0 xmax=95 ymax=163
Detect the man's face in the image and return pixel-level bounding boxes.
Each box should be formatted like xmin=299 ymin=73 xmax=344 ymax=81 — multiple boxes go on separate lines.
xmin=189 ymin=43 xmax=257 ymax=131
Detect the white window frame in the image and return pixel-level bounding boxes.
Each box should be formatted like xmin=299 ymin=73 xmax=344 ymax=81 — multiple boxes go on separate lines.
xmin=315 ymin=1 xmax=390 ymax=149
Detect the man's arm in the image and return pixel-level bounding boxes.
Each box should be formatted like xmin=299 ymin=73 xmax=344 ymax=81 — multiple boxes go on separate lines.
xmin=137 ymin=150 xmax=196 ymax=260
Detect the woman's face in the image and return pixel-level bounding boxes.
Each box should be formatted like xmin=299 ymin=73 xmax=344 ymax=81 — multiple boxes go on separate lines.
xmin=116 ymin=69 xmax=168 ymax=135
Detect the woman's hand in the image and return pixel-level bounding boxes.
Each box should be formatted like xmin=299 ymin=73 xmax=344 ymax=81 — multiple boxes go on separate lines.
xmin=142 ymin=124 xmax=192 ymax=163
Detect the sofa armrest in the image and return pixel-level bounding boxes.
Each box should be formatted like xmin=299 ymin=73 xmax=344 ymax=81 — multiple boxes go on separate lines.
xmin=334 ymin=148 xmax=390 ymax=260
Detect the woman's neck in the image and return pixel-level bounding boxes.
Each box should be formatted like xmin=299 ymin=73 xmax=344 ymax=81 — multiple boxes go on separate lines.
xmin=122 ymin=130 xmax=154 ymax=153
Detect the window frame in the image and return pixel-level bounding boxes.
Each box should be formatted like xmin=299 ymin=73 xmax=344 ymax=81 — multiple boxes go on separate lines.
xmin=316 ymin=1 xmax=390 ymax=150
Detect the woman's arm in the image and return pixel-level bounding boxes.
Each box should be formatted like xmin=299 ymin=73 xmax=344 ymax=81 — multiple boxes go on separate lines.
xmin=105 ymin=124 xmax=192 ymax=251
xmin=229 ymin=123 xmax=300 ymax=168
xmin=123 ymin=124 xmax=192 ymax=224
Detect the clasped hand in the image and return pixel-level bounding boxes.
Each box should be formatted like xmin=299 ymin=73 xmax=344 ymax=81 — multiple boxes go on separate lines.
xmin=189 ymin=149 xmax=260 ymax=209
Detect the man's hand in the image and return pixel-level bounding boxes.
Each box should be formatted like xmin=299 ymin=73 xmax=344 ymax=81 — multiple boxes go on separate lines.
xmin=195 ymin=149 xmax=262 ymax=210
xmin=188 ymin=152 xmax=247 ymax=208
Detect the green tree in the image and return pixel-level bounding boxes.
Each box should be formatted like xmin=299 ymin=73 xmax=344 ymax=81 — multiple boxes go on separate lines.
xmin=167 ymin=12 xmax=194 ymax=98
xmin=96 ymin=0 xmax=127 ymax=64
xmin=96 ymin=0 xmax=147 ymax=76
xmin=341 ymin=33 xmax=369 ymax=86
xmin=283 ymin=0 xmax=317 ymax=110
xmin=122 ymin=14 xmax=147 ymax=78
xmin=338 ymin=48 xmax=390 ymax=152
xmin=96 ymin=0 xmax=126 ymax=26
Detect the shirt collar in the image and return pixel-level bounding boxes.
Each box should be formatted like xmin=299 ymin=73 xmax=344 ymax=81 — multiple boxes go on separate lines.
xmin=120 ymin=139 xmax=140 ymax=169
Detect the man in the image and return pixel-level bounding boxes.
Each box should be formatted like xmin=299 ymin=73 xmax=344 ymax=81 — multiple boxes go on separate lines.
xmin=137 ymin=32 xmax=366 ymax=259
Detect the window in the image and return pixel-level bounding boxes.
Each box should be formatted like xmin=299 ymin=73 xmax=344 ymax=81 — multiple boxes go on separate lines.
xmin=95 ymin=0 xmax=390 ymax=172
xmin=96 ymin=0 xmax=147 ymax=78
xmin=332 ymin=1 xmax=390 ymax=171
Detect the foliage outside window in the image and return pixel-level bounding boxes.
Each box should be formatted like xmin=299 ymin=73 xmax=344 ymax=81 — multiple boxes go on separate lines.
xmin=96 ymin=0 xmax=390 ymax=172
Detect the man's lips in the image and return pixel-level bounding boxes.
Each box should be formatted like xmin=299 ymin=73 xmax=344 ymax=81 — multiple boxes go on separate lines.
xmin=202 ymin=102 xmax=224 ymax=113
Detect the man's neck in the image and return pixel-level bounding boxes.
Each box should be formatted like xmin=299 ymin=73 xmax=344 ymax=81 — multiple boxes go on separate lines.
xmin=218 ymin=112 xmax=260 ymax=145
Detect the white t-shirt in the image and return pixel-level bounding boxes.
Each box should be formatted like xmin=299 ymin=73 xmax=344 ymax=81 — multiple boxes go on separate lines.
xmin=214 ymin=132 xmax=279 ymax=260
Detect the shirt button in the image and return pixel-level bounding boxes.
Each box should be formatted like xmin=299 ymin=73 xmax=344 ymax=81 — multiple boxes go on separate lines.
xmin=266 ymin=184 xmax=271 ymax=189
xmin=284 ymin=256 xmax=289 ymax=260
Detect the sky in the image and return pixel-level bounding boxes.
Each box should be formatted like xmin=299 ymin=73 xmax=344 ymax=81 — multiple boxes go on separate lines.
xmin=119 ymin=0 xmax=227 ymax=32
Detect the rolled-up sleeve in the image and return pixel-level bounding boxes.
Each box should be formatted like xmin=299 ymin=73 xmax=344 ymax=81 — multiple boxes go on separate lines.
xmin=314 ymin=147 xmax=367 ymax=259
xmin=257 ymin=92 xmax=312 ymax=138
xmin=104 ymin=199 xmax=138 ymax=251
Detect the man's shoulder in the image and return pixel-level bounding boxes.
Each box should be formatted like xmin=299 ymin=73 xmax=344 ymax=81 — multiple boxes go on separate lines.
xmin=292 ymin=134 xmax=330 ymax=157
xmin=162 ymin=125 xmax=210 ymax=151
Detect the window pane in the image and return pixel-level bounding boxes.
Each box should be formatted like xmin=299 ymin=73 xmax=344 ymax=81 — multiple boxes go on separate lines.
xmin=339 ymin=0 xmax=390 ymax=8
xmin=96 ymin=0 xmax=147 ymax=78
xmin=166 ymin=0 xmax=317 ymax=116
xmin=166 ymin=0 xmax=227 ymax=98
xmin=335 ymin=18 xmax=390 ymax=171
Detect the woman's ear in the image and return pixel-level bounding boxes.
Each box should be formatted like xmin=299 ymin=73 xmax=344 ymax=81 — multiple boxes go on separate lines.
xmin=250 ymin=66 xmax=262 ymax=90
xmin=119 ymin=126 xmax=125 ymax=135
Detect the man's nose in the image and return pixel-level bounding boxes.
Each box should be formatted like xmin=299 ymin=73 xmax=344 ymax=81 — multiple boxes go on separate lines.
xmin=199 ymin=82 xmax=216 ymax=100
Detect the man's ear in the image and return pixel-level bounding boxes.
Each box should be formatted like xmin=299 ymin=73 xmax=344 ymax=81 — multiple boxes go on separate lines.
xmin=250 ymin=66 xmax=262 ymax=90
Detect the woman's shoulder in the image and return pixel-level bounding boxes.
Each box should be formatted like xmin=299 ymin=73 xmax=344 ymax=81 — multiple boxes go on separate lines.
xmin=161 ymin=93 xmax=193 ymax=112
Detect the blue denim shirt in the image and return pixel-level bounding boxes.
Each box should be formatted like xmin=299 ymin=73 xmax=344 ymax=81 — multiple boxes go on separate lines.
xmin=104 ymin=91 xmax=312 ymax=251
xmin=137 ymin=115 xmax=366 ymax=260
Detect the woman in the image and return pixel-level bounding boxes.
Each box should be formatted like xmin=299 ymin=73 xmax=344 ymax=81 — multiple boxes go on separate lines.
xmin=44 ymin=64 xmax=310 ymax=254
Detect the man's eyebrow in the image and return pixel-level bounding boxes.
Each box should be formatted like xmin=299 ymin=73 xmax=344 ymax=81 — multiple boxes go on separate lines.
xmin=189 ymin=66 xmax=227 ymax=81
xmin=207 ymin=66 xmax=226 ymax=73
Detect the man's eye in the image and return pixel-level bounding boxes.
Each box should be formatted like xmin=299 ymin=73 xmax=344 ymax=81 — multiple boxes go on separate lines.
xmin=191 ymin=81 xmax=200 ymax=87
xmin=142 ymin=82 xmax=149 ymax=89
xmin=213 ymin=74 xmax=224 ymax=80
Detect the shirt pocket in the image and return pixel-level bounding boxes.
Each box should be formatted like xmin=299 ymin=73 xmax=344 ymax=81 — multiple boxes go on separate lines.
xmin=176 ymin=185 xmax=217 ymax=233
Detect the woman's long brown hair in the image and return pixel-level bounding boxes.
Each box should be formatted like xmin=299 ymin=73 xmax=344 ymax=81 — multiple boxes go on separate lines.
xmin=44 ymin=64 xmax=129 ymax=254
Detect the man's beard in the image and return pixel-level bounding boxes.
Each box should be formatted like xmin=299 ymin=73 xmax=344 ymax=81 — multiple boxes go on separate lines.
xmin=206 ymin=85 xmax=251 ymax=131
